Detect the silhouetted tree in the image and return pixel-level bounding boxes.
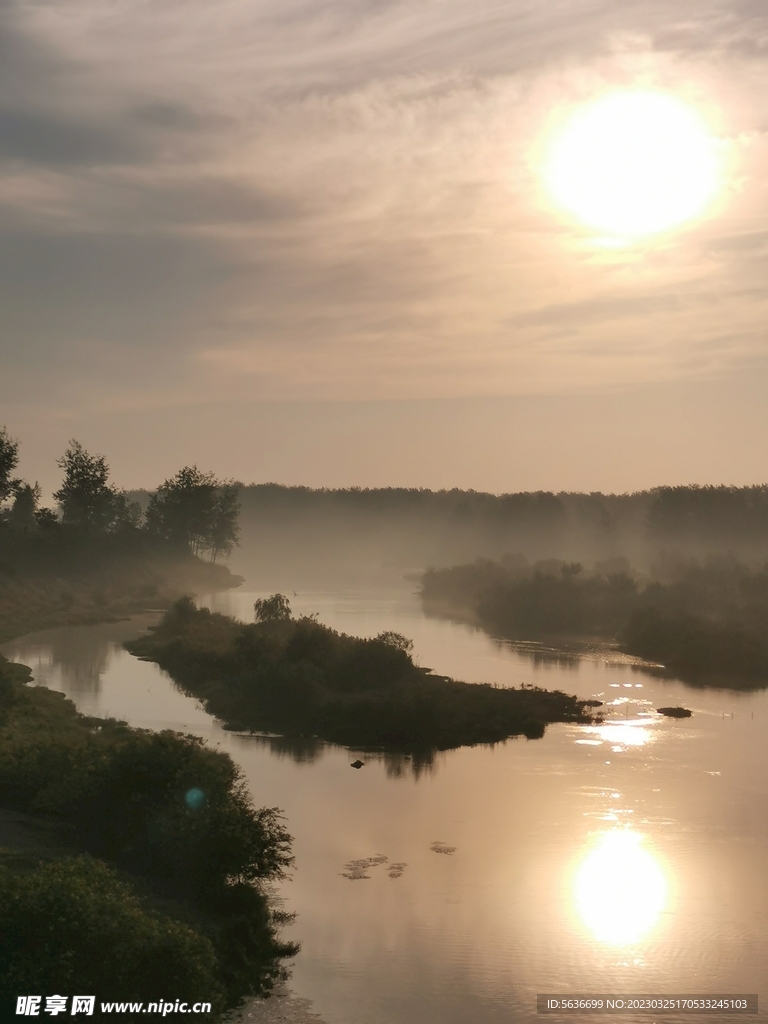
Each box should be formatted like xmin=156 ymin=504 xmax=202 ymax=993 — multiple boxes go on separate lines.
xmin=34 ymin=507 xmax=59 ymax=530
xmin=53 ymin=440 xmax=140 ymax=532
xmin=374 ymin=631 xmax=414 ymax=654
xmin=7 ymin=483 xmax=40 ymax=531
xmin=254 ymin=594 xmax=292 ymax=622
xmin=146 ymin=466 xmax=240 ymax=560
xmin=0 ymin=426 xmax=19 ymax=504
xmin=209 ymin=481 xmax=241 ymax=562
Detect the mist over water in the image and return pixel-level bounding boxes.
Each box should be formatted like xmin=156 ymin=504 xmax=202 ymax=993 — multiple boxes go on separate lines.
xmin=4 ymin=579 xmax=767 ymax=1024
xmin=218 ymin=485 xmax=768 ymax=593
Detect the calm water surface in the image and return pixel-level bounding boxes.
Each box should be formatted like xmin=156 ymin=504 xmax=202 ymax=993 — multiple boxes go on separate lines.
xmin=3 ymin=586 xmax=767 ymax=1023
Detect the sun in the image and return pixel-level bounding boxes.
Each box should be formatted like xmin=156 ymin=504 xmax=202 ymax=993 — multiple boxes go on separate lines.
xmin=544 ymin=90 xmax=721 ymax=238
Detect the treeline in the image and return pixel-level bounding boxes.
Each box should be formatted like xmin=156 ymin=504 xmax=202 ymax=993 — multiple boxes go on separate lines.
xmin=226 ymin=483 xmax=768 ymax=583
xmin=0 ymin=654 xmax=295 ymax=1018
xmin=0 ymin=428 xmax=243 ymax=640
xmin=0 ymin=428 xmax=239 ymax=562
xmin=421 ymin=555 xmax=768 ymax=686
xmin=235 ymin=483 xmax=768 ymax=547
xmin=127 ymin=595 xmax=601 ymax=753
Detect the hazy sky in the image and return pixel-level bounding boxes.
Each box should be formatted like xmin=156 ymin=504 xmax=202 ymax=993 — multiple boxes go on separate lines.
xmin=3 ymin=0 xmax=768 ymax=494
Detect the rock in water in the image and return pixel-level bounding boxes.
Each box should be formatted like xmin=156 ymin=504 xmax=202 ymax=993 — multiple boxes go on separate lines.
xmin=656 ymin=706 xmax=692 ymax=718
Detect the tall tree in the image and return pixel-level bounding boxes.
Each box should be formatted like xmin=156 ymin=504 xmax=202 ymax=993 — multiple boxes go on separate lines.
xmin=146 ymin=467 xmax=240 ymax=560
xmin=209 ymin=481 xmax=241 ymax=562
xmin=8 ymin=483 xmax=40 ymax=531
xmin=53 ymin=440 xmax=140 ymax=532
xmin=0 ymin=426 xmax=19 ymax=504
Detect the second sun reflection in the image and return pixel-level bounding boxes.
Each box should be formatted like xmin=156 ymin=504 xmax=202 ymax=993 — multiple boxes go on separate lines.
xmin=572 ymin=830 xmax=669 ymax=947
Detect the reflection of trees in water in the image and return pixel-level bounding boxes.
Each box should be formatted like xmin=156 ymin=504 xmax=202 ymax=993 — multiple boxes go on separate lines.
xmin=225 ymin=732 xmax=440 ymax=778
xmin=7 ymin=632 xmax=111 ymax=693
xmin=235 ymin=733 xmax=326 ymax=764
xmin=342 ymin=748 xmax=439 ymax=779
xmin=377 ymin=751 xmax=438 ymax=779
xmin=5 ymin=615 xmax=159 ymax=695
xmin=421 ymin=601 xmax=588 ymax=673
xmin=493 ymin=637 xmax=583 ymax=671
xmin=46 ymin=630 xmax=117 ymax=691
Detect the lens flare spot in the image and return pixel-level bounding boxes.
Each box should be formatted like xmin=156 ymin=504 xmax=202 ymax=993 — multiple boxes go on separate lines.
xmin=185 ymin=787 xmax=206 ymax=810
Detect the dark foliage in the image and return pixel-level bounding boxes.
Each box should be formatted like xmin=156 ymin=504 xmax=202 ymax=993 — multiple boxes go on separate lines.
xmin=54 ymin=440 xmax=141 ymax=533
xmin=623 ymin=608 xmax=768 ymax=684
xmin=0 ymin=656 xmax=296 ymax=1012
xmin=647 ymin=485 xmax=768 ymax=546
xmin=145 ymin=466 xmax=240 ymax=562
xmin=421 ymin=555 xmax=768 ymax=687
xmin=0 ymin=856 xmax=224 ymax=1016
xmin=127 ymin=598 xmax=599 ymax=753
xmin=254 ymin=593 xmax=292 ymax=622
xmin=0 ymin=427 xmax=20 ymax=504
xmin=422 ymin=557 xmax=639 ymax=637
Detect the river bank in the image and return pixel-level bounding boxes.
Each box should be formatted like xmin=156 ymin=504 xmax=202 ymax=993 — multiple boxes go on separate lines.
xmin=420 ymin=557 xmax=768 ymax=689
xmin=0 ymin=544 xmax=242 ymax=643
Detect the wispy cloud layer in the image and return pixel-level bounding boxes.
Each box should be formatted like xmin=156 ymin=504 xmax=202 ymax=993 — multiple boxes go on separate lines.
xmin=2 ymin=0 xmax=768 ymax=425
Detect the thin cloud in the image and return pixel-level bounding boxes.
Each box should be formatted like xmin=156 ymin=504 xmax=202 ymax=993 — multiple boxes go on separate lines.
xmin=2 ymin=0 xmax=768 ymax=424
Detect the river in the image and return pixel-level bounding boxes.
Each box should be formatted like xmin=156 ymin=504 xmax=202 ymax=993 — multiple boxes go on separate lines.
xmin=3 ymin=585 xmax=767 ymax=1023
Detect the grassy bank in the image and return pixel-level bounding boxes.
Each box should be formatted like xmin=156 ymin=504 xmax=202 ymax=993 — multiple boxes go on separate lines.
xmin=0 ymin=654 xmax=295 ymax=1020
xmin=0 ymin=531 xmax=242 ymax=643
xmin=126 ymin=597 xmax=601 ymax=752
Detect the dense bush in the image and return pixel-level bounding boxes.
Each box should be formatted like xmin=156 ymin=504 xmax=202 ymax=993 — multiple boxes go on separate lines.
xmin=422 ymin=557 xmax=639 ymax=637
xmin=622 ymin=608 xmax=768 ymax=684
xmin=0 ymin=657 xmax=296 ymax=1010
xmin=0 ymin=856 xmax=224 ymax=1015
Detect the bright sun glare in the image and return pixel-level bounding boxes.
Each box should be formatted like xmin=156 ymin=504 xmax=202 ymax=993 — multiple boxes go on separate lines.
xmin=574 ymin=830 xmax=668 ymax=945
xmin=545 ymin=91 xmax=721 ymax=238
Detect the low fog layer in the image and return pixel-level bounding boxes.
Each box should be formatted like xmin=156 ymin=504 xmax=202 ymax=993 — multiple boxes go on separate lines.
xmin=128 ymin=483 xmax=768 ymax=588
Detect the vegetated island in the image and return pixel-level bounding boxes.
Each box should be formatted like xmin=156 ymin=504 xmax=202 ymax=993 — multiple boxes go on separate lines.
xmin=420 ymin=554 xmax=768 ymax=688
xmin=126 ymin=594 xmax=602 ymax=752
xmin=0 ymin=653 xmax=296 ymax=1020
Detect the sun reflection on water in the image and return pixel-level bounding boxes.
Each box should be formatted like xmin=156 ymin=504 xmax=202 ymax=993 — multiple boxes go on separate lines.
xmin=577 ymin=721 xmax=655 ymax=751
xmin=573 ymin=830 xmax=668 ymax=946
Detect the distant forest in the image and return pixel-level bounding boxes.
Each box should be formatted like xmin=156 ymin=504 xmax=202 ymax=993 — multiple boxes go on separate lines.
xmin=127 ymin=482 xmax=768 ymax=583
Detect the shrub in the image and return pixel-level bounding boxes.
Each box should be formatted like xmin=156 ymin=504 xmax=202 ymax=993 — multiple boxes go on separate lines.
xmin=0 ymin=856 xmax=225 ymax=1016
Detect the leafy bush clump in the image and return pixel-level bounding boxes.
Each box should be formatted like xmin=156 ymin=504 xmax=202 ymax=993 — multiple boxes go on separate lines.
xmin=0 ymin=656 xmax=297 ymax=1012
xmin=0 ymin=856 xmax=224 ymax=1014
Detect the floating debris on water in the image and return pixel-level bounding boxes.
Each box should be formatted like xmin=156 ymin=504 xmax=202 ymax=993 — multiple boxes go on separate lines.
xmin=430 ymin=841 xmax=456 ymax=855
xmin=340 ymin=855 xmax=388 ymax=879
xmin=387 ymin=862 xmax=407 ymax=879
xmin=657 ymin=706 xmax=692 ymax=718
xmin=350 ymin=759 xmax=365 ymax=769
